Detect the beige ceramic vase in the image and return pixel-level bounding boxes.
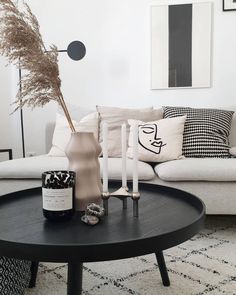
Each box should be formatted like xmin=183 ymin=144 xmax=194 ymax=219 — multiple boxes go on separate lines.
xmin=65 ymin=132 xmax=102 ymax=211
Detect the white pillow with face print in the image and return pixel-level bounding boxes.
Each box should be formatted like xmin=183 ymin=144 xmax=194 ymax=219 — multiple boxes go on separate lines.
xmin=127 ymin=116 xmax=186 ymax=162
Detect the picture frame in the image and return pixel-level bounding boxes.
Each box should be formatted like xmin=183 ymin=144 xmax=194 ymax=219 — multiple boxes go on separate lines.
xmin=223 ymin=0 xmax=236 ymax=11
xmin=151 ymin=3 xmax=212 ymax=89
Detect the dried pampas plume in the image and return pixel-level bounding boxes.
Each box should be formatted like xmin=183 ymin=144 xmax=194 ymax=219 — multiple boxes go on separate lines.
xmin=0 ymin=0 xmax=75 ymax=131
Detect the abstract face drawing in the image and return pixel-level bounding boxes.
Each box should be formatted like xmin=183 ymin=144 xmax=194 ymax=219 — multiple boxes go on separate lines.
xmin=138 ymin=124 xmax=166 ymax=155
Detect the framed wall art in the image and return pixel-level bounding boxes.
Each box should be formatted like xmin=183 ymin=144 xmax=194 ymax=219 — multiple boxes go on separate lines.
xmin=223 ymin=0 xmax=236 ymax=11
xmin=151 ymin=2 xmax=212 ymax=89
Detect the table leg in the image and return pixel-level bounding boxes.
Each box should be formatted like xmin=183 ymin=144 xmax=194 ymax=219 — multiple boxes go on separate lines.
xmin=155 ymin=251 xmax=170 ymax=287
xmin=29 ymin=261 xmax=39 ymax=288
xmin=67 ymin=262 xmax=83 ymax=295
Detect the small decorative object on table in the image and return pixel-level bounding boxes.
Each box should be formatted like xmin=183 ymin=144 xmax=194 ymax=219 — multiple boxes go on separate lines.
xmin=81 ymin=203 xmax=105 ymax=225
xmin=102 ymin=123 xmax=140 ymax=217
xmin=42 ymin=171 xmax=75 ymax=221
xmin=65 ymin=132 xmax=102 ymax=211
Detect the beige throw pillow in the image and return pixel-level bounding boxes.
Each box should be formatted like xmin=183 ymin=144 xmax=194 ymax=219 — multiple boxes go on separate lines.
xmin=48 ymin=112 xmax=99 ymax=157
xmin=127 ymin=116 xmax=186 ymax=162
xmin=97 ymin=106 xmax=163 ymax=157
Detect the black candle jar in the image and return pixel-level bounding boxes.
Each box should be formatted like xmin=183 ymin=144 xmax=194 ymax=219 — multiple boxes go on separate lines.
xmin=42 ymin=171 xmax=75 ymax=221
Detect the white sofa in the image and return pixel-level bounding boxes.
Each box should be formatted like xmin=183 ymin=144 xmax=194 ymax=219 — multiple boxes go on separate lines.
xmin=0 ymin=155 xmax=236 ymax=214
xmin=0 ymin=108 xmax=236 ymax=215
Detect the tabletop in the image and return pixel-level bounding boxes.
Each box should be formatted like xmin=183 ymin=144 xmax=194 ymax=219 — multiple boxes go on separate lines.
xmin=0 ymin=182 xmax=205 ymax=262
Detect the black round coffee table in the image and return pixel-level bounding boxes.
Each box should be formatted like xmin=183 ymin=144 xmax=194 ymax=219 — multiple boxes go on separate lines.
xmin=0 ymin=182 xmax=205 ymax=295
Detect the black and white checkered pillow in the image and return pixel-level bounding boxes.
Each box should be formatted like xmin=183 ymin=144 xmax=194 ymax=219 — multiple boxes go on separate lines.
xmin=163 ymin=107 xmax=234 ymax=158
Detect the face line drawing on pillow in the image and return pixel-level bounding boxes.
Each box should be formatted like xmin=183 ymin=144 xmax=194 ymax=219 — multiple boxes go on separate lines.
xmin=138 ymin=124 xmax=167 ymax=155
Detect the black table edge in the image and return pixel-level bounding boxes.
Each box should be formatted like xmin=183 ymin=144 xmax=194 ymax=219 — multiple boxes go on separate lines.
xmin=0 ymin=183 xmax=205 ymax=263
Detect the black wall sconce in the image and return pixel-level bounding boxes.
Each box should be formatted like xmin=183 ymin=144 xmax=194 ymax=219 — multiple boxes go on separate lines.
xmin=60 ymin=40 xmax=86 ymax=61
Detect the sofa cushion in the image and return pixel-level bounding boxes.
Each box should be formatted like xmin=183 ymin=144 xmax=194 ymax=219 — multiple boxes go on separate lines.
xmin=127 ymin=116 xmax=186 ymax=162
xmin=97 ymin=106 xmax=163 ymax=157
xmin=229 ymin=147 xmax=236 ymax=157
xmin=163 ymin=106 xmax=234 ymax=158
xmin=229 ymin=111 xmax=236 ymax=147
xmin=48 ymin=112 xmax=99 ymax=157
xmin=0 ymin=155 xmax=155 ymax=180
xmin=155 ymin=158 xmax=236 ymax=181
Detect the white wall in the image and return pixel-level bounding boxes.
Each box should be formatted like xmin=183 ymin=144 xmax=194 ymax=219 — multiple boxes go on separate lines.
xmin=1 ymin=0 xmax=236 ymax=157
xmin=0 ymin=56 xmax=12 ymax=160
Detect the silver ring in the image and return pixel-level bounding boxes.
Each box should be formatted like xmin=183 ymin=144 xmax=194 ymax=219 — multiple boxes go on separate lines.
xmin=85 ymin=203 xmax=105 ymax=218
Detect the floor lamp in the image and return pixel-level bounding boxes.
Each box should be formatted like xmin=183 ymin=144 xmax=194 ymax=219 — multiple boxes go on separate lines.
xmin=19 ymin=40 xmax=86 ymax=157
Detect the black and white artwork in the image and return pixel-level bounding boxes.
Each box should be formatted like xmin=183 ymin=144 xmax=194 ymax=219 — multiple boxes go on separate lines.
xmin=151 ymin=3 xmax=212 ymax=89
xmin=223 ymin=0 xmax=236 ymax=11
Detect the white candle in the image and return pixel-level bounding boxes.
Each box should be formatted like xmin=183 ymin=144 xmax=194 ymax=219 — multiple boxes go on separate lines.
xmin=133 ymin=123 xmax=139 ymax=193
xmin=102 ymin=122 xmax=108 ymax=193
xmin=121 ymin=124 xmax=127 ymax=188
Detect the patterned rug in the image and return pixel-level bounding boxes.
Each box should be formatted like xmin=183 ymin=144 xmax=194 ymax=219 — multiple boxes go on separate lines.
xmin=25 ymin=216 xmax=236 ymax=295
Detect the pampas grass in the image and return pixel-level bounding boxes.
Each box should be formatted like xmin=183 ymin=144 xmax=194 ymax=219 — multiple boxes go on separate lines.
xmin=0 ymin=0 xmax=75 ymax=132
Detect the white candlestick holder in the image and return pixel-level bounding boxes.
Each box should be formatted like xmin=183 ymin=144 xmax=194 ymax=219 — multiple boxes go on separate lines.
xmin=102 ymin=186 xmax=140 ymax=217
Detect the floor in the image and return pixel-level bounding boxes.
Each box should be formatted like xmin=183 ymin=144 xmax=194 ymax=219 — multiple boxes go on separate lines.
xmin=25 ymin=216 xmax=236 ymax=295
